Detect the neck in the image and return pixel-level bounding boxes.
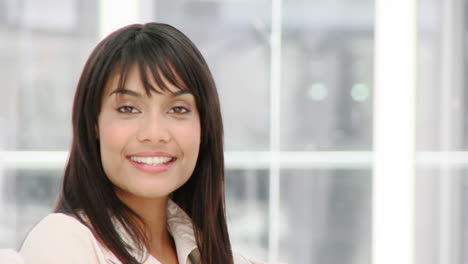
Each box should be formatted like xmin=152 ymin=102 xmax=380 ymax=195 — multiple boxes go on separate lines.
xmin=115 ymin=191 xmax=175 ymax=255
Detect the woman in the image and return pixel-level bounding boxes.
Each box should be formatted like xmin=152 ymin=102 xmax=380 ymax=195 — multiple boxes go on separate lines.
xmin=20 ymin=23 xmax=262 ymax=264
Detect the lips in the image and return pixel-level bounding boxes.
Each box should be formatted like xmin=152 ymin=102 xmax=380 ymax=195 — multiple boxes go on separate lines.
xmin=127 ymin=152 xmax=177 ymax=173
xmin=129 ymin=156 xmax=175 ymax=166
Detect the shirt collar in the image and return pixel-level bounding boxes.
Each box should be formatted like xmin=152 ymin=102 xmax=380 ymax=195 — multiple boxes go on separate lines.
xmin=99 ymin=200 xmax=199 ymax=264
xmin=166 ymin=200 xmax=199 ymax=264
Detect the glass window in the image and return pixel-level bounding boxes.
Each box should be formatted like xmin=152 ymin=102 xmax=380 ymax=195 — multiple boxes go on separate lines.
xmin=279 ymin=170 xmax=371 ymax=264
xmin=0 ymin=169 xmax=62 ymax=248
xmin=226 ymin=169 xmax=269 ymax=260
xmin=281 ymin=0 xmax=374 ymax=151
xmin=416 ymin=0 xmax=466 ymax=263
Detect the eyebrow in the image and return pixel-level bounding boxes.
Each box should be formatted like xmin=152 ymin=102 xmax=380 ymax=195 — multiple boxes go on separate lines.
xmin=170 ymin=90 xmax=192 ymax=98
xmin=109 ymin=88 xmax=192 ymax=98
xmin=110 ymin=88 xmax=142 ymax=98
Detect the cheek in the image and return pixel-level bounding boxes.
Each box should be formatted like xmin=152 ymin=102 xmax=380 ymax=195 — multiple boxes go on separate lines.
xmin=98 ymin=118 xmax=135 ymax=158
xmin=175 ymin=121 xmax=201 ymax=158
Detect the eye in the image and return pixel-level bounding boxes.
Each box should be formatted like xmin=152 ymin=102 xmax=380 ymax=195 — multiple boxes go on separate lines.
xmin=169 ymin=106 xmax=190 ymax=114
xmin=117 ymin=106 xmax=139 ymax=113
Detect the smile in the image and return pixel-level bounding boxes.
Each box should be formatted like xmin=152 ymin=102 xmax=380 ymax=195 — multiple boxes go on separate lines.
xmin=129 ymin=156 xmax=176 ymax=166
xmin=127 ymin=154 xmax=177 ymax=174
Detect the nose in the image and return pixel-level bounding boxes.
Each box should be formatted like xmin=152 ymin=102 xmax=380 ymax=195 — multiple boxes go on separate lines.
xmin=136 ymin=112 xmax=171 ymax=143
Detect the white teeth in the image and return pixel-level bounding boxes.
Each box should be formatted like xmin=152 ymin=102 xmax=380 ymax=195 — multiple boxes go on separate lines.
xmin=130 ymin=156 xmax=173 ymax=166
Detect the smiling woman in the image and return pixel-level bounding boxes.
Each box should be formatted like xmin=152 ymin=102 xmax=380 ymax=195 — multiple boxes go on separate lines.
xmin=17 ymin=23 xmax=263 ymax=264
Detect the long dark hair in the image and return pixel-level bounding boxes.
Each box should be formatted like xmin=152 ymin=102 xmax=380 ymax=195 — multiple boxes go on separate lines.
xmin=55 ymin=23 xmax=233 ymax=264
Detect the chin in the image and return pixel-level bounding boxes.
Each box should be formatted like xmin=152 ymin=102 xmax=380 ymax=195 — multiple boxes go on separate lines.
xmin=130 ymin=188 xmax=172 ymax=199
xmin=134 ymin=182 xmax=182 ymax=198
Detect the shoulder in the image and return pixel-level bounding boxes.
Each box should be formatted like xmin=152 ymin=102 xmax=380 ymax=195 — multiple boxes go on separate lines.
xmin=26 ymin=213 xmax=89 ymax=233
xmin=233 ymin=253 xmax=267 ymax=264
xmin=0 ymin=249 xmax=24 ymax=264
xmin=21 ymin=213 xmax=93 ymax=245
xmin=20 ymin=213 xmax=107 ymax=264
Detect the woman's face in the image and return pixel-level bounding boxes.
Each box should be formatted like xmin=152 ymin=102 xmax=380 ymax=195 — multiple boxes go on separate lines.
xmin=97 ymin=65 xmax=201 ymax=201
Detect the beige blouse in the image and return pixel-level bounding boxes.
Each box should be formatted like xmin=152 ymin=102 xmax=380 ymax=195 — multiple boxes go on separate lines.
xmin=19 ymin=200 xmax=262 ymax=264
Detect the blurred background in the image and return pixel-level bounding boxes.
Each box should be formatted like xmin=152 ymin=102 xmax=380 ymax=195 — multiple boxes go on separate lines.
xmin=0 ymin=0 xmax=465 ymax=264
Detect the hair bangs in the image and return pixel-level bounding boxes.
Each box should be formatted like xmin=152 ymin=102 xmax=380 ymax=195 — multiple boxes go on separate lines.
xmin=141 ymin=56 xmax=189 ymax=96
xmin=115 ymin=36 xmax=190 ymax=97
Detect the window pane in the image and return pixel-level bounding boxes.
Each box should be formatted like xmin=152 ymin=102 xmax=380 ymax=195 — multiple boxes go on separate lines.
xmin=279 ymin=169 xmax=371 ymax=264
xmin=416 ymin=0 xmax=466 ymax=263
xmin=226 ymin=169 xmax=269 ymax=260
xmin=280 ymin=0 xmax=374 ymax=151
xmin=0 ymin=169 xmax=62 ymax=248
xmin=0 ymin=0 xmax=98 ymax=151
